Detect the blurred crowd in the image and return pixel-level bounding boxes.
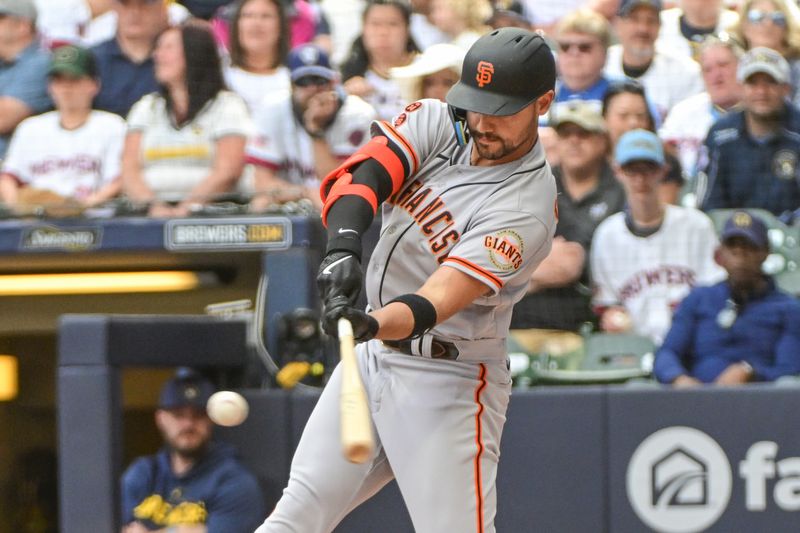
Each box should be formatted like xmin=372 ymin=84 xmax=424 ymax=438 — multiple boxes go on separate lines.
xmin=0 ymin=0 xmax=799 ymax=385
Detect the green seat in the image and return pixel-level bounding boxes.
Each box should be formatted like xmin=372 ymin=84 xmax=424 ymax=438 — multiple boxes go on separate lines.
xmin=531 ymin=333 xmax=655 ymax=385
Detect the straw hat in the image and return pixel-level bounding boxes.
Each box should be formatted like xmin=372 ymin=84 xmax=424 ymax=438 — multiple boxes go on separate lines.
xmin=390 ymin=43 xmax=466 ymax=103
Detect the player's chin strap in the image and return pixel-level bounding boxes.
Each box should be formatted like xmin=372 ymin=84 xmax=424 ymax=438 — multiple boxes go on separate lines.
xmin=448 ymin=105 xmax=470 ymax=147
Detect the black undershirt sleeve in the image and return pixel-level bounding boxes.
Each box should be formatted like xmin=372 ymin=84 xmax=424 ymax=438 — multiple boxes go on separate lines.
xmin=324 ymin=142 xmax=407 ymax=257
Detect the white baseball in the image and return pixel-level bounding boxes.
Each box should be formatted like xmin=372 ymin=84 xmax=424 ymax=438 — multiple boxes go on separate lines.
xmin=206 ymin=391 xmax=249 ymax=427
xmin=609 ymin=309 xmax=632 ymax=331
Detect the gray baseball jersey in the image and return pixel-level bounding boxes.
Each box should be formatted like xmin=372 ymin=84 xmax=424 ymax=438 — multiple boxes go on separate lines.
xmin=256 ymin=99 xmax=556 ymax=533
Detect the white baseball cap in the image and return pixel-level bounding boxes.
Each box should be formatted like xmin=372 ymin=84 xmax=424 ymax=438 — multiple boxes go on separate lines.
xmin=737 ymin=47 xmax=791 ymax=84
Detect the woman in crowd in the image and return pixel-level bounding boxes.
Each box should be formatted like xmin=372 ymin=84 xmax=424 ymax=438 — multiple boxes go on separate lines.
xmin=122 ymin=22 xmax=252 ymax=218
xmin=602 ymin=80 xmax=686 ymax=206
xmin=223 ymin=0 xmax=291 ymax=116
xmin=727 ymin=0 xmax=800 ymax=105
xmin=389 ymin=42 xmax=464 ymax=103
xmin=428 ymin=0 xmax=492 ymax=50
xmin=340 ymin=0 xmax=420 ymax=120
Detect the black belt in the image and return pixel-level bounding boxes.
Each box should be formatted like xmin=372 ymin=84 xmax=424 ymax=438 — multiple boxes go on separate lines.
xmin=383 ymin=339 xmax=460 ymax=360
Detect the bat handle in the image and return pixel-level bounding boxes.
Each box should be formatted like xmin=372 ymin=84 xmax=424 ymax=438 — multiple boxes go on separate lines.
xmin=338 ymin=317 xmax=354 ymax=339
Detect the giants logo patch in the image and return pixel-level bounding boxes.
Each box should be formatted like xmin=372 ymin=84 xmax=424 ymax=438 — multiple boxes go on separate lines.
xmin=485 ymin=230 xmax=523 ymax=271
xmin=476 ymin=61 xmax=494 ymax=88
xmin=405 ymin=101 xmax=422 ymax=112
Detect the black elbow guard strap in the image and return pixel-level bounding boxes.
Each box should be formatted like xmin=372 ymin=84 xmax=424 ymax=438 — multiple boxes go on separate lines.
xmin=387 ymin=293 xmax=437 ymax=339
xmin=319 ymin=136 xmax=406 ymax=227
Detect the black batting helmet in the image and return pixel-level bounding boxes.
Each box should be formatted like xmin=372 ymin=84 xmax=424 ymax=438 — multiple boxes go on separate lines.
xmin=446 ymin=28 xmax=556 ymax=116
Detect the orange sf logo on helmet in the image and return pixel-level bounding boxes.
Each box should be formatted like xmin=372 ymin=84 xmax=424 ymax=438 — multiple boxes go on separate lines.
xmin=476 ymin=61 xmax=494 ymax=88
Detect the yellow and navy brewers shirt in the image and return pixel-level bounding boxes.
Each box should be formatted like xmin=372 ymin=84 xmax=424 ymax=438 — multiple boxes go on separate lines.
xmin=121 ymin=443 xmax=265 ymax=532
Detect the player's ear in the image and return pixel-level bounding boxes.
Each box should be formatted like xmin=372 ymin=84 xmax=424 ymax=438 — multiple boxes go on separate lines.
xmin=536 ymin=90 xmax=555 ymax=116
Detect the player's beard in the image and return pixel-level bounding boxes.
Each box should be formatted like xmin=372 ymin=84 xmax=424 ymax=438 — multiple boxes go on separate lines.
xmin=472 ymin=131 xmax=527 ymax=160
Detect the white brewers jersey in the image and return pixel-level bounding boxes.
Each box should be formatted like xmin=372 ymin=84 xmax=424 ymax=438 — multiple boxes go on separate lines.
xmin=366 ymin=100 xmax=557 ymax=345
xmin=363 ymin=69 xmax=407 ymax=121
xmin=2 ymin=110 xmax=125 ymax=200
xmin=223 ymin=64 xmax=291 ymax=116
xmin=658 ymin=91 xmax=716 ymax=177
xmin=127 ymin=90 xmax=253 ymax=199
xmin=590 ymin=205 xmax=725 ymax=343
xmin=604 ymin=44 xmax=704 ymax=122
xmin=246 ymin=91 xmax=376 ymax=188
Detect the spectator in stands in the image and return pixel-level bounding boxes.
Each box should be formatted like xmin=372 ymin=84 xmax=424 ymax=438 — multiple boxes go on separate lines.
xmin=122 ymin=22 xmax=252 ymax=217
xmin=605 ymin=0 xmax=704 ymax=121
xmin=389 ymin=42 xmax=464 ymax=104
xmin=602 ymin=80 xmax=686 ymax=204
xmin=659 ymin=34 xmax=743 ymax=184
xmin=0 ymin=0 xmax=51 ymax=161
xmin=699 ymin=47 xmax=800 ymax=217
xmin=727 ymin=0 xmax=800 ymax=107
xmin=553 ymin=9 xmax=614 ymax=108
xmin=0 ymin=45 xmax=125 ymax=211
xmin=654 ymin=211 xmax=800 ymax=386
xmin=223 ymin=0 xmax=291 ymax=116
xmin=511 ymin=101 xmax=625 ymax=334
xmin=656 ymin=0 xmax=740 ymax=61
xmin=428 ymin=0 xmax=492 ymax=50
xmin=247 ymin=44 xmax=376 ymax=212
xmin=520 ymin=0 xmax=620 ymax=36
xmin=33 ymin=0 xmax=93 ymax=49
xmin=212 ymin=0 xmax=331 ymax=55
xmin=408 ymin=0 xmax=450 ymax=50
xmin=590 ymin=129 xmax=724 ymax=344
xmin=486 ymin=0 xmax=532 ymax=31
xmin=340 ymin=0 xmax=420 ymax=121
xmin=121 ymin=368 xmax=265 ymax=533
xmin=91 ymin=0 xmax=169 ymax=117
xmin=84 ymin=0 xmax=190 ymax=47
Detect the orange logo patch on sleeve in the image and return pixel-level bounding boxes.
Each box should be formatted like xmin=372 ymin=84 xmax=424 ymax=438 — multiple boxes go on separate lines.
xmin=476 ymin=61 xmax=495 ymax=88
xmin=404 ymin=101 xmax=422 ymax=112
xmin=393 ymin=113 xmax=407 ymax=127
xmin=484 ymin=229 xmax=524 ymax=271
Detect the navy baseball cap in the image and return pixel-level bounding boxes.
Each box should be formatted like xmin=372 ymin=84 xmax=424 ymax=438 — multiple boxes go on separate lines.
xmin=617 ymin=0 xmax=662 ymax=16
xmin=720 ymin=211 xmax=769 ymax=249
xmin=158 ymin=368 xmax=215 ymax=410
xmin=287 ymin=44 xmax=337 ymax=82
xmin=615 ymin=129 xmax=665 ymax=166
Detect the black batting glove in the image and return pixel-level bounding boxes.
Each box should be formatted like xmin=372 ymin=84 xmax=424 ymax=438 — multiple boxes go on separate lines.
xmin=316 ymin=250 xmax=362 ymax=309
xmin=321 ymin=296 xmax=379 ymax=342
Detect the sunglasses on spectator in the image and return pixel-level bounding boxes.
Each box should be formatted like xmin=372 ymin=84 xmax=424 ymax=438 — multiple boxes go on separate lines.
xmin=747 ymin=9 xmax=787 ymax=27
xmin=294 ymin=76 xmax=331 ymax=87
xmin=558 ymin=41 xmax=597 ymax=54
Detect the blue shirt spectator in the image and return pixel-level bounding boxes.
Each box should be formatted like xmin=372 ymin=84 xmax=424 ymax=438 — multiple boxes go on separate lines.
xmin=654 ymin=211 xmax=800 ymax=385
xmin=121 ymin=442 xmax=265 ymax=533
xmin=91 ymin=37 xmax=158 ymax=118
xmin=0 ymin=0 xmax=51 ymax=159
xmin=120 ymin=369 xmax=265 ymax=532
xmin=90 ymin=0 xmax=168 ymax=118
xmin=699 ymin=47 xmax=800 ymax=217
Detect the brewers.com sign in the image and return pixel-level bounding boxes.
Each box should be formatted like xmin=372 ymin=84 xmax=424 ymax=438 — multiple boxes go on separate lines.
xmin=165 ymin=217 xmax=291 ymax=251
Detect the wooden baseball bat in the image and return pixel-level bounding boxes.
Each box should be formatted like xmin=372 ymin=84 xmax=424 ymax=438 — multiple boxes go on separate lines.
xmin=338 ymin=317 xmax=374 ymax=464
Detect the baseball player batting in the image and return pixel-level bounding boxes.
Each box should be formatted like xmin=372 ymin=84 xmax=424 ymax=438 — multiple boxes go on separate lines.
xmin=256 ymin=28 xmax=557 ymax=533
